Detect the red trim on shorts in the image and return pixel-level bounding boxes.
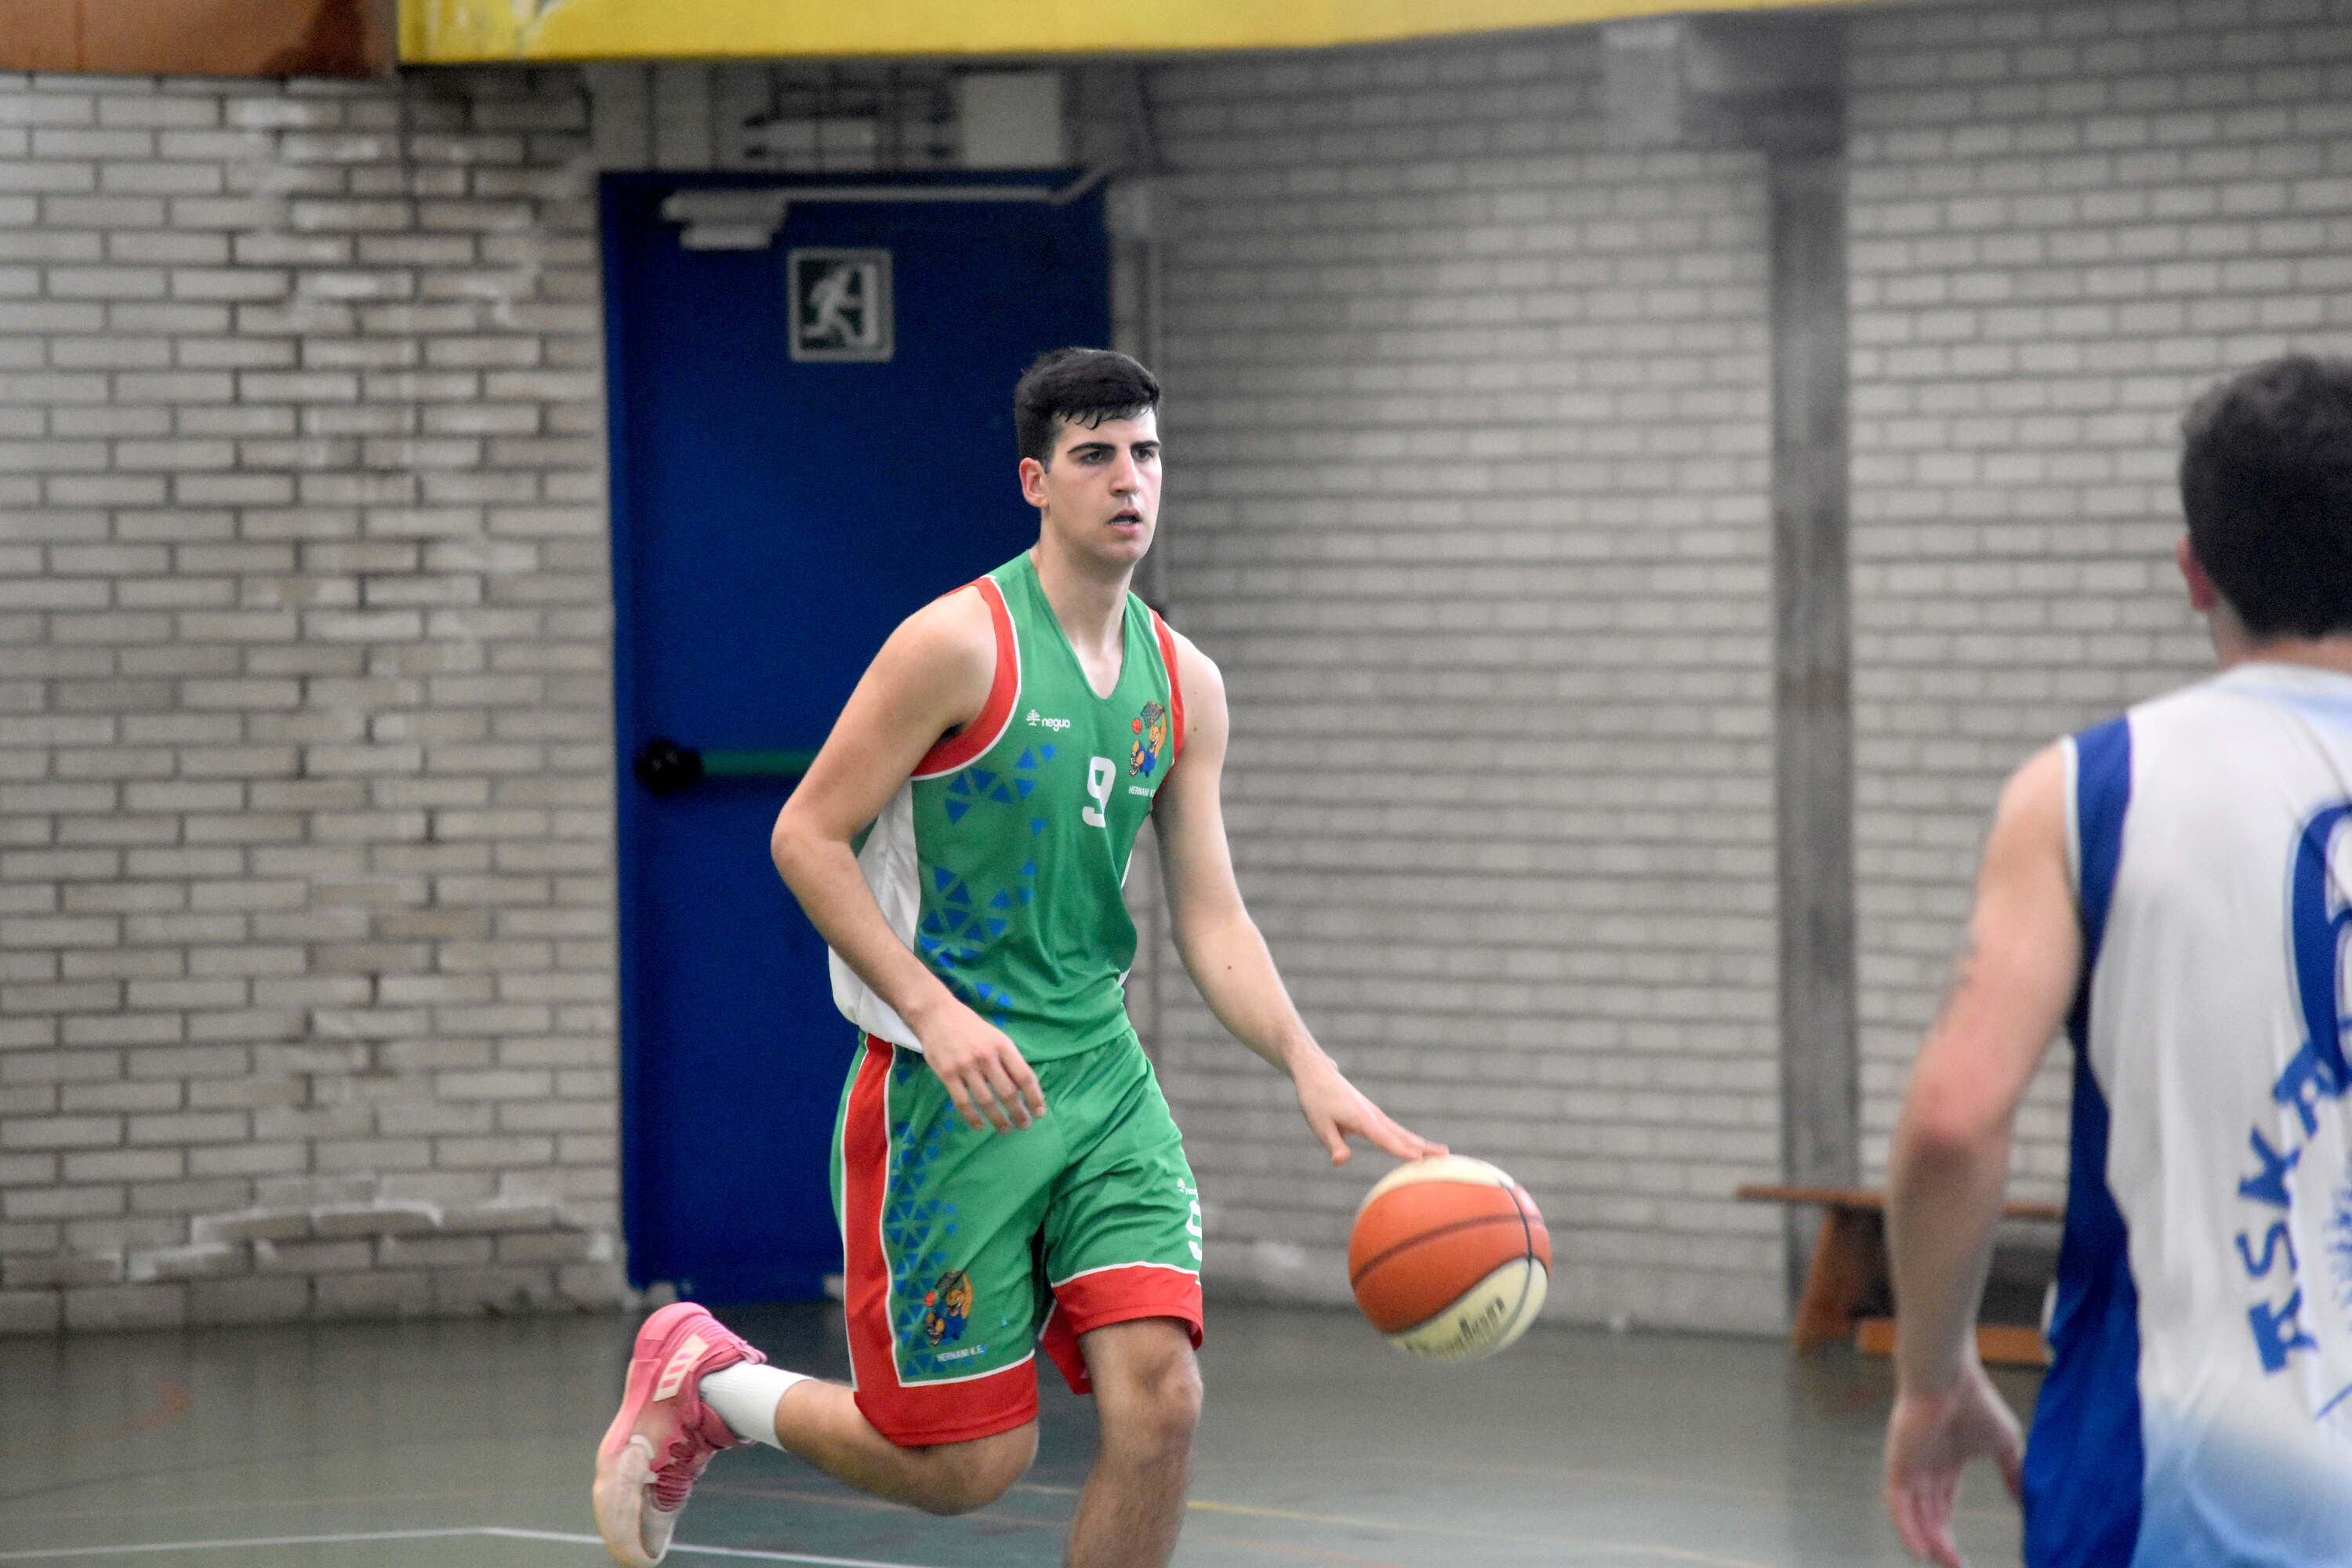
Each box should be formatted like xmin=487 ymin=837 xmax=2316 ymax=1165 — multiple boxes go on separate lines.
xmin=1037 ymin=1263 xmax=1205 ymax=1395
xmin=912 ymin=579 xmax=1018 ymax=779
xmin=1149 ymin=609 xmax=1185 ymax=765
xmin=840 ymin=1032 xmax=1040 ymax=1446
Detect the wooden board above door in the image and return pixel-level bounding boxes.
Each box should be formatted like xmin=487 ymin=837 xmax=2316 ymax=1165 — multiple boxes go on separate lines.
xmin=2 ymin=0 xmax=394 ymax=76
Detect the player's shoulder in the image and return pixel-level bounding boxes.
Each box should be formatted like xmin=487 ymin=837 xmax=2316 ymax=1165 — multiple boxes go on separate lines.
xmin=864 ymin=581 xmax=1000 ymax=713
xmin=1987 ymin=743 xmax=2068 ymax=863
xmin=889 ymin=580 xmax=998 ymax=663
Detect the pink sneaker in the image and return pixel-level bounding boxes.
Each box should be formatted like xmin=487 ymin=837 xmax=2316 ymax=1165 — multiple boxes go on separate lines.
xmin=592 ymin=1301 xmax=764 ymax=1566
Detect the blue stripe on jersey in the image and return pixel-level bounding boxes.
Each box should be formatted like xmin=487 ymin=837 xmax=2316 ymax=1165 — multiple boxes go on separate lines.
xmin=2024 ymin=717 xmax=2144 ymax=1568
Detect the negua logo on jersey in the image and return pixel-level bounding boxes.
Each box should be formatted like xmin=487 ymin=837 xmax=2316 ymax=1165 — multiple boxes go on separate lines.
xmin=2230 ymin=800 xmax=2352 ymax=1430
xmin=1026 ymin=708 xmax=1071 ymax=732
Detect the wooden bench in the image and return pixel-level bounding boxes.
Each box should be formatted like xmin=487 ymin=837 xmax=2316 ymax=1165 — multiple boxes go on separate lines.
xmin=1737 ymin=1183 xmax=2063 ymax=1367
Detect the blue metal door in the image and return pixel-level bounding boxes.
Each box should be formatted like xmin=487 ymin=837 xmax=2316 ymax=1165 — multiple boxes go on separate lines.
xmin=603 ymin=172 xmax=1109 ymax=1303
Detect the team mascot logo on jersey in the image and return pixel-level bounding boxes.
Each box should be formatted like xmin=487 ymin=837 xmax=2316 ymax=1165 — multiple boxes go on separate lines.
xmin=1131 ymin=701 xmax=1167 ymax=777
xmin=922 ymin=1269 xmax=973 ymax=1346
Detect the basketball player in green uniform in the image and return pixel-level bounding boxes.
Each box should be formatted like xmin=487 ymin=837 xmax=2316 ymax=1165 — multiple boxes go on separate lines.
xmin=593 ymin=348 xmax=1443 ymax=1568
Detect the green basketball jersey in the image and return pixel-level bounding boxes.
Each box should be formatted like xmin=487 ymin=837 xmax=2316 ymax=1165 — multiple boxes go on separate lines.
xmin=828 ymin=550 xmax=1185 ymax=1061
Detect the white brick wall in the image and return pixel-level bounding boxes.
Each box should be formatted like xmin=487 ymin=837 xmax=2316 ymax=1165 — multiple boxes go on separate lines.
xmin=0 ymin=66 xmax=623 ymax=1334
xmin=1142 ymin=36 xmax=1788 ymax=1334
xmin=1847 ymin=0 xmax=2352 ymax=1197
xmin=13 ymin=0 xmax=2336 ymax=1342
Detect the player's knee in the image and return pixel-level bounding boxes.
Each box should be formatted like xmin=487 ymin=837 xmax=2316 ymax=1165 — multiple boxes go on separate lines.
xmin=913 ymin=1425 xmax=1036 ymax=1515
xmin=1101 ymin=1342 xmax=1202 ymax=1456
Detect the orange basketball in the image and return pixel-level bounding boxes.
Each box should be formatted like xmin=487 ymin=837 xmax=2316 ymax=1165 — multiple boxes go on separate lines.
xmin=1348 ymin=1156 xmax=1551 ymax=1361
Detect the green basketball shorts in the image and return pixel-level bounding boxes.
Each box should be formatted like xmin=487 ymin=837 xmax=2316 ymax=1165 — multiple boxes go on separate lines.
xmin=830 ymin=1027 xmax=1204 ymax=1446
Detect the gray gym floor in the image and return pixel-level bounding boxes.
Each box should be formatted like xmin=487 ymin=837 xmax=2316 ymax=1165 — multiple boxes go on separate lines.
xmin=0 ymin=1301 xmax=2031 ymax=1566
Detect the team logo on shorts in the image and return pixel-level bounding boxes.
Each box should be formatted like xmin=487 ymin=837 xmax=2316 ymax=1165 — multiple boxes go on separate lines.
xmin=922 ymin=1269 xmax=973 ymax=1346
xmin=1130 ymin=701 xmax=1167 ymax=777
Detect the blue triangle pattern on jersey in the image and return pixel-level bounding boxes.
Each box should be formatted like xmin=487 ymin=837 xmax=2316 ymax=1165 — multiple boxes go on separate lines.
xmin=968 ymin=768 xmax=997 ymax=793
xmin=931 ymin=866 xmax=956 ymax=891
xmin=1016 ymin=779 xmax=1034 ymax=799
xmin=1040 ymin=745 xmax=1056 ymax=760
xmin=989 ymin=785 xmax=1015 ymax=803
xmin=1030 ymin=818 xmax=1047 ymax=835
xmin=988 ymin=917 xmax=1007 ymax=937
xmin=944 ymin=798 xmax=970 ymax=824
xmin=1016 ymin=749 xmax=1037 ymax=770
xmin=989 ymin=890 xmax=1011 ymax=909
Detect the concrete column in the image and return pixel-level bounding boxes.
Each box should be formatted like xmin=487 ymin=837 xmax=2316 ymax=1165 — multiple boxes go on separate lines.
xmin=1768 ymin=149 xmax=1858 ymax=1201
xmin=1607 ymin=14 xmax=1857 ymax=1302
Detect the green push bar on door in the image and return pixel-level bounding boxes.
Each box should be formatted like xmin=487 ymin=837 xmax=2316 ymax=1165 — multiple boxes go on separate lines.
xmin=633 ymin=738 xmax=818 ymax=795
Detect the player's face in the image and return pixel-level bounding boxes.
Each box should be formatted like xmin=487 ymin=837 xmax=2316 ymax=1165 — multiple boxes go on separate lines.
xmin=1022 ymin=410 xmax=1161 ymax=569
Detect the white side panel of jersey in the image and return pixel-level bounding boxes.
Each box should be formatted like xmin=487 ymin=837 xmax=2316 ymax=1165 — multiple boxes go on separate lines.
xmin=829 ymin=780 xmax=923 ymax=1049
xmin=2085 ymin=663 xmax=2352 ymax=1562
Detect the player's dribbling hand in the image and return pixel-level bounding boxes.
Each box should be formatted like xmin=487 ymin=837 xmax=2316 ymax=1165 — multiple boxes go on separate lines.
xmin=914 ymin=1004 xmax=1046 ymax=1134
xmin=1883 ymin=1361 xmax=2024 ymax=1568
xmin=1292 ymin=1054 xmax=1446 ymax=1166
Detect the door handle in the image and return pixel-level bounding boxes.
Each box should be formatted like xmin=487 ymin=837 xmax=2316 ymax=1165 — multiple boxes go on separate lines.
xmin=633 ymin=738 xmax=819 ymax=796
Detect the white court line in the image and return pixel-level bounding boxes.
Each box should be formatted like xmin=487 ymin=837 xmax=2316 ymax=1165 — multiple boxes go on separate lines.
xmin=0 ymin=1530 xmax=483 ymax=1559
xmin=0 ymin=1526 xmax=940 ymax=1568
xmin=481 ymin=1529 xmax=939 ymax=1566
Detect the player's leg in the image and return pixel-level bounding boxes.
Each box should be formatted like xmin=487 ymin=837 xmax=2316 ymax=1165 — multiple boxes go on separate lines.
xmin=1033 ymin=1032 xmax=1207 ymax=1568
xmin=1064 ymin=1316 xmax=1201 ymax=1568
xmin=593 ymin=1033 xmax=1057 ymax=1563
xmin=591 ymin=1309 xmax=1036 ymax=1568
xmin=764 ymin=1378 xmax=1036 ymax=1514
xmin=810 ymin=1032 xmax=1060 ymax=1498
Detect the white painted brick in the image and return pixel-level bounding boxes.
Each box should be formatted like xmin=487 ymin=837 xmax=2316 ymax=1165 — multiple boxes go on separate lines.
xmin=0 ymin=8 xmax=2276 ymax=1340
xmin=1845 ymin=0 xmax=2323 ymax=1203
xmin=0 ymin=67 xmax=617 ymax=1335
xmin=1142 ymin=28 xmax=1778 ymax=1333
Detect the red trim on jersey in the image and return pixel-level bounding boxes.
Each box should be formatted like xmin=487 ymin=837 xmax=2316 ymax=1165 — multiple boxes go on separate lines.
xmin=839 ymin=1033 xmax=1040 ymax=1446
xmin=1037 ymin=1263 xmax=1204 ymax=1394
xmin=838 ymin=1035 xmax=897 ymax=1402
xmin=912 ymin=578 xmax=1018 ymax=780
xmin=1149 ymin=609 xmax=1185 ymax=766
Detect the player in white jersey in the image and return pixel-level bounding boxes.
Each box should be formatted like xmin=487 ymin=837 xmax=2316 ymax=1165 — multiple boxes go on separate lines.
xmin=1882 ymin=355 xmax=2352 ymax=1568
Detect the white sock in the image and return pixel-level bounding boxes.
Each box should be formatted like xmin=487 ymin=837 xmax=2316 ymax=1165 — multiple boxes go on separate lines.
xmin=699 ymin=1362 xmax=808 ymax=1449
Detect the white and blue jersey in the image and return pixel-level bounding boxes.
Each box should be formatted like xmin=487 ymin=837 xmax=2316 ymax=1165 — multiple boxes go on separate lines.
xmin=2030 ymin=662 xmax=2352 ymax=1567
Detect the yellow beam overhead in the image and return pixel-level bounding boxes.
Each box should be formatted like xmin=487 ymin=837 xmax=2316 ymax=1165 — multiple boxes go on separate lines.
xmin=401 ymin=0 xmax=1886 ymax=64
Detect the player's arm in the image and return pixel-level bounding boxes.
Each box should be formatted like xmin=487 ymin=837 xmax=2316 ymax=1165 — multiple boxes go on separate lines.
xmin=769 ymin=589 xmax=1045 ymax=1134
xmin=1882 ymin=743 xmax=2078 ymax=1568
xmin=1151 ymin=630 xmax=1444 ymax=1167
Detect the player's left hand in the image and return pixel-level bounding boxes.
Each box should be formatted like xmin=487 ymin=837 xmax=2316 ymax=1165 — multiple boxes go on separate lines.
xmin=1291 ymin=1054 xmax=1446 ymax=1166
xmin=1882 ymin=1361 xmax=2024 ymax=1568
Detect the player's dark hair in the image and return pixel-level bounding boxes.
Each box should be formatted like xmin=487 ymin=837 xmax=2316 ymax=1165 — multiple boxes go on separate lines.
xmin=1014 ymin=347 xmax=1160 ymax=466
xmin=2180 ymin=354 xmax=2352 ymax=641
